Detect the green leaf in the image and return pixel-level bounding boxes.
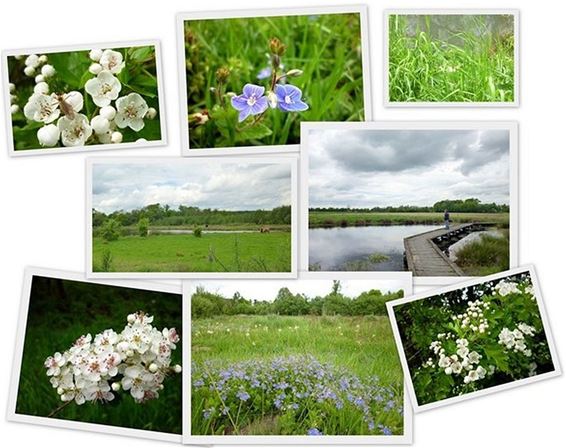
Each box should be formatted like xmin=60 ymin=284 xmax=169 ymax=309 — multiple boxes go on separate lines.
xmin=483 ymin=343 xmax=510 ymax=373
xmin=235 ymin=122 xmax=273 ymax=142
xmin=128 ymin=46 xmax=154 ymax=62
xmin=48 ymin=51 xmax=90 ymax=89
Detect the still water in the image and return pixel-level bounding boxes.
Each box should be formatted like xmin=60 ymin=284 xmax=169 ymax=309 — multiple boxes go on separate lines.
xmin=309 ymin=225 xmax=440 ymax=271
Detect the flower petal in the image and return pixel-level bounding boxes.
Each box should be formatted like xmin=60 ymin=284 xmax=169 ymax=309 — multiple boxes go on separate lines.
xmin=250 ymin=96 xmax=269 ymax=115
xmin=230 ymin=95 xmax=249 ymax=111
xmin=243 ymin=84 xmax=265 ymax=98
xmin=238 ymin=107 xmax=252 ymax=123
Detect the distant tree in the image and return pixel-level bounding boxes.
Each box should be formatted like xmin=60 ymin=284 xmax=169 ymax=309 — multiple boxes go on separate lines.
xmin=100 ymin=219 xmax=122 ymax=242
xmin=138 ymin=217 xmax=150 ymax=237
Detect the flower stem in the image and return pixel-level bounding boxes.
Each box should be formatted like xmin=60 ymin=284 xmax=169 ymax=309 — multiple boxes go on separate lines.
xmin=47 ymin=399 xmax=73 ymax=418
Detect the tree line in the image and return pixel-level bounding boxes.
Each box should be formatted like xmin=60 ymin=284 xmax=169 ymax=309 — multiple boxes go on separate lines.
xmin=191 ymin=281 xmax=404 ymax=318
xmin=311 ymin=198 xmax=509 ymax=214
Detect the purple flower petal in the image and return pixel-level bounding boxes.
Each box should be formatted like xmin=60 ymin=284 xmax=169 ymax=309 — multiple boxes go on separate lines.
xmin=243 ymin=84 xmax=265 ymax=99
xmin=275 ymin=84 xmax=287 ymax=101
xmin=257 ymin=67 xmax=272 ymax=80
xmin=231 ymin=95 xmax=249 ymax=111
xmin=250 ymin=96 xmax=269 ymax=115
xmin=238 ymin=107 xmax=253 ymax=122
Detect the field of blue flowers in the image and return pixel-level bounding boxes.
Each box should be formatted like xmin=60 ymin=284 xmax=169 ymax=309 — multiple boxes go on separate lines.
xmin=191 ymin=315 xmax=404 ymax=436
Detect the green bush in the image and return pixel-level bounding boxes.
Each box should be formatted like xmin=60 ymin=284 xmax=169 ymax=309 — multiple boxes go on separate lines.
xmin=100 ymin=218 xmax=122 ymax=242
xmin=193 ymin=227 xmax=202 ymax=238
xmin=138 ymin=217 xmax=150 ymax=237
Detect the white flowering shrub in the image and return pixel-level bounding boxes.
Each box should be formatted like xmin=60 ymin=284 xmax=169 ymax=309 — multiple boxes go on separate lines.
xmin=393 ymin=272 xmax=554 ymax=405
xmin=7 ymin=46 xmax=161 ymax=151
xmin=44 ymin=312 xmax=181 ymax=408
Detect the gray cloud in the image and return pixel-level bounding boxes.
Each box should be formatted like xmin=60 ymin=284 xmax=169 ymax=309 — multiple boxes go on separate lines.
xmin=92 ymin=161 xmax=292 ymax=213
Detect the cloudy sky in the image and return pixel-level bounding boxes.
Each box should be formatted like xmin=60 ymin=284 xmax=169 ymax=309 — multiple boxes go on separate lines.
xmin=190 ymin=279 xmax=406 ymax=302
xmin=92 ymin=161 xmax=292 ymax=213
xmin=308 ymin=128 xmax=510 ymax=208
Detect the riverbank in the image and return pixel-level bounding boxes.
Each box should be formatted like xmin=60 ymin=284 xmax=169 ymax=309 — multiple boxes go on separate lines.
xmin=309 ymin=212 xmax=509 ymax=228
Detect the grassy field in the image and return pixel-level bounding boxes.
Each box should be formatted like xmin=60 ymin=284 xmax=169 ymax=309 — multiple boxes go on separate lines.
xmin=455 ymin=230 xmax=510 ymax=276
xmin=388 ymin=14 xmax=515 ymax=103
xmin=309 ymin=211 xmax=509 ymax=228
xmin=16 ymin=277 xmax=182 ymax=434
xmin=185 ymin=13 xmax=365 ymax=148
xmin=191 ymin=315 xmax=404 ymax=436
xmin=93 ymin=232 xmax=292 ymax=273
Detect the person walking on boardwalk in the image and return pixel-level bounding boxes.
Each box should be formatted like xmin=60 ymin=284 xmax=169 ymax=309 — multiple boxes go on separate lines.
xmin=444 ymin=210 xmax=450 ymax=230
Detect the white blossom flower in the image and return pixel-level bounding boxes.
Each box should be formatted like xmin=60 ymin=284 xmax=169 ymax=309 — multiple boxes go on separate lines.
xmin=24 ymin=93 xmax=60 ymax=123
xmin=85 ymin=71 xmax=122 ymax=107
xmin=468 ymin=351 xmax=481 ymax=364
xmin=10 ymin=104 xmax=19 ymax=114
xmin=25 ymin=54 xmax=39 ymax=68
xmin=115 ymin=93 xmax=148 ymax=131
xmin=89 ymin=63 xmax=103 ymax=75
xmin=91 ymin=115 xmax=111 ymax=135
xmin=89 ymin=48 xmax=103 ymax=62
xmin=9 ymin=82 xmax=16 ymax=93
xmin=37 ymin=124 xmax=60 ymax=147
xmin=438 ymin=355 xmax=451 ymax=368
xmin=99 ymin=49 xmax=125 ymax=74
xmin=44 ymin=352 xmax=66 ymax=376
xmin=35 ymin=74 xmax=45 ymax=83
xmin=38 ymin=55 xmax=48 ymax=64
xmin=494 ymin=280 xmax=520 ymax=297
xmin=58 ymin=113 xmax=93 ymax=146
xmin=456 ymin=346 xmax=469 ymax=359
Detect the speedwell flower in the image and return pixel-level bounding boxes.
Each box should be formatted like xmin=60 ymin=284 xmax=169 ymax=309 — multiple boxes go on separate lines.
xmin=274 ymin=84 xmax=308 ymax=112
xmin=231 ymin=84 xmax=269 ymax=122
xmin=85 ymin=70 xmax=122 ymax=107
xmin=115 ymin=93 xmax=148 ymax=131
xmin=57 ymin=113 xmax=93 ymax=146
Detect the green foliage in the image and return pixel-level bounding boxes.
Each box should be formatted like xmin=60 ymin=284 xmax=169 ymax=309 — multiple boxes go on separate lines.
xmin=16 ymin=276 xmax=181 ymax=434
xmin=8 ymin=45 xmax=161 ymax=151
xmin=101 ymin=249 xmax=113 ymax=271
xmin=388 ymin=15 xmax=515 ymax=103
xmin=393 ymin=272 xmax=554 ymax=405
xmin=185 ymin=13 xmax=365 ymax=149
xmin=100 ymin=218 xmax=122 ymax=242
xmin=137 ymin=217 xmax=150 ymax=237
xmin=92 ymin=232 xmax=291 ymax=273
xmin=193 ymin=227 xmax=203 ymax=238
xmin=191 ymin=285 xmax=404 ymax=318
xmin=455 ymin=231 xmax=510 ymax=276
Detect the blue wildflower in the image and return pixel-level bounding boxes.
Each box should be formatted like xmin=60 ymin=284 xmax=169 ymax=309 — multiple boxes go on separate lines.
xmin=257 ymin=67 xmax=272 ymax=80
xmin=236 ymin=389 xmax=250 ymax=401
xmin=231 ymin=84 xmax=269 ymax=122
xmin=202 ymin=407 xmax=215 ymax=419
xmin=193 ymin=379 xmax=204 ymax=387
xmin=307 ymin=428 xmax=323 ymax=436
xmin=274 ymin=84 xmax=308 ymax=112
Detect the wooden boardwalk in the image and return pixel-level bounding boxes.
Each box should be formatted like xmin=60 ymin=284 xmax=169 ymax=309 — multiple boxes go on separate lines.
xmin=404 ymin=224 xmax=474 ymax=277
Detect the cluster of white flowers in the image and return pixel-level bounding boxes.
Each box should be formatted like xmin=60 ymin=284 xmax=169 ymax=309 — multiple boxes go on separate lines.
xmin=451 ymin=299 xmax=490 ymax=333
xmin=9 ymin=82 xmax=18 ymax=114
xmin=19 ymin=48 xmax=157 ymax=148
xmin=44 ymin=312 xmax=181 ymax=405
xmin=494 ymin=280 xmax=521 ymax=297
xmin=428 ymin=336 xmax=492 ymax=386
xmin=498 ymin=323 xmax=536 ymax=356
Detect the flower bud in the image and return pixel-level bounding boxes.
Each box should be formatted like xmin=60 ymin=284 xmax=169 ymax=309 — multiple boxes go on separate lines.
xmin=111 ymin=131 xmax=123 ymax=144
xmin=174 ymin=364 xmax=182 ymax=373
xmin=145 ymin=107 xmax=157 ymax=120
xmin=41 ymin=64 xmax=56 ymax=77
xmin=9 ymin=83 xmax=15 ymax=93
xmin=57 ymin=386 xmax=64 ymax=395
xmin=111 ymin=382 xmax=121 ymax=391
xmin=35 ymin=74 xmax=45 ymax=83
xmin=89 ymin=63 xmax=103 ymax=75
xmin=89 ymin=49 xmax=103 ymax=62
xmin=267 ymin=91 xmax=278 ymax=109
xmin=127 ymin=313 xmax=136 ymax=324
xmin=100 ymin=105 xmax=116 ymax=120
xmin=136 ymin=138 xmax=148 ymax=143
xmin=215 ymin=66 xmax=230 ymax=83
xmin=25 ymin=54 xmax=39 ymax=68
xmin=24 ymin=66 xmax=35 ymax=77
xmin=38 ymin=55 xmax=48 ymax=64
xmin=149 ymin=363 xmax=158 ymax=373
xmin=126 ymin=349 xmax=134 ymax=357
xmin=91 ymin=115 xmax=110 ymax=134
xmin=286 ymin=69 xmax=303 ymax=77
xmin=269 ymin=37 xmax=286 ymax=56
xmin=10 ymin=104 xmax=19 ymax=114
xmin=37 ymin=124 xmax=60 ymax=147
xmin=34 ymin=82 xmax=49 ymax=95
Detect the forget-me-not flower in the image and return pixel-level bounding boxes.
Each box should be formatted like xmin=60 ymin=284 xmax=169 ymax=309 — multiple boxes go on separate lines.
xmin=231 ymin=84 xmax=269 ymax=122
xmin=274 ymin=84 xmax=308 ymax=112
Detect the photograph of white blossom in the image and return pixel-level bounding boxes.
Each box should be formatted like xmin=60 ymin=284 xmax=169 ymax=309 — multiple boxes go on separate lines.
xmin=9 ymin=271 xmax=182 ymax=439
xmin=4 ymin=42 xmax=164 ymax=155
xmin=388 ymin=267 xmax=560 ymax=411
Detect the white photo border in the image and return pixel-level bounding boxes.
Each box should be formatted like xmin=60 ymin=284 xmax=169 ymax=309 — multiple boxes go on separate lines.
xmin=182 ymin=271 xmax=413 ymax=445
xmin=386 ymin=265 xmax=562 ymax=413
xmin=299 ymin=120 xmax=519 ymax=287
xmin=6 ymin=267 xmax=183 ymax=443
xmin=2 ymin=40 xmax=167 ymax=157
xmin=176 ymin=5 xmax=373 ymax=157
xmin=86 ymin=156 xmax=299 ymax=279
xmin=383 ymin=9 xmax=520 ymax=108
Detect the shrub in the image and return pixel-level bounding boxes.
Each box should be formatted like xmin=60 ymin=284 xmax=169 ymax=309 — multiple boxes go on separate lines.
xmin=193 ymin=227 xmax=203 ymax=238
xmin=100 ymin=219 xmax=122 ymax=242
xmin=138 ymin=217 xmax=150 ymax=237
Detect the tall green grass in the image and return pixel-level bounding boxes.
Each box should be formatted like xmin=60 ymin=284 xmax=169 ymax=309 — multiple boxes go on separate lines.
xmin=16 ymin=277 xmax=182 ymax=434
xmin=455 ymin=231 xmax=510 ymax=276
xmin=185 ymin=13 xmax=365 ymax=148
xmin=388 ymin=14 xmax=515 ymax=102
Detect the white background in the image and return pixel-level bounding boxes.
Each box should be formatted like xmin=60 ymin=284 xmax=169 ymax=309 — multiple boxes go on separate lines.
xmin=0 ymin=0 xmax=563 ymax=447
